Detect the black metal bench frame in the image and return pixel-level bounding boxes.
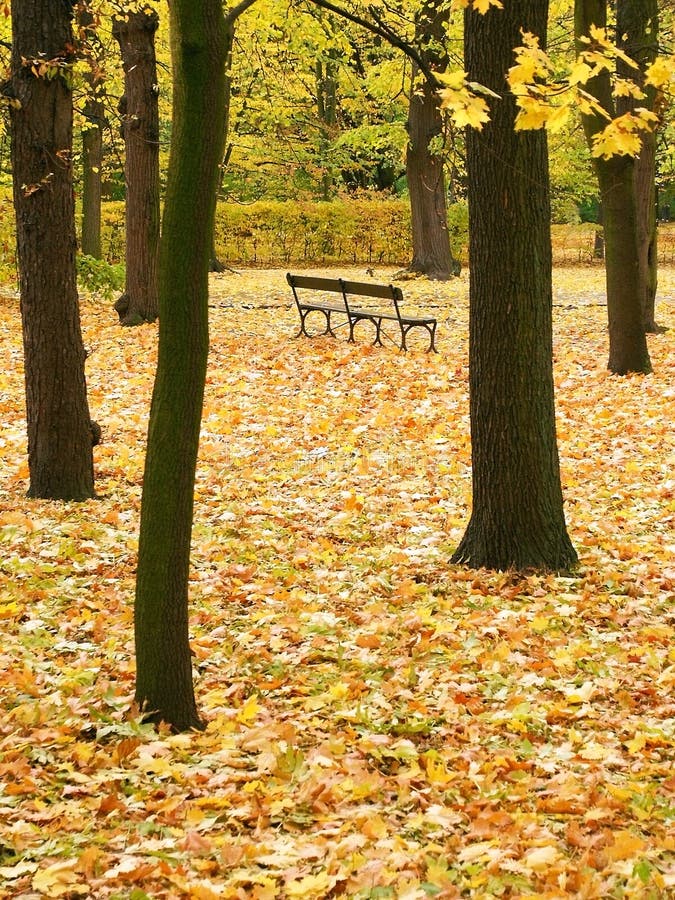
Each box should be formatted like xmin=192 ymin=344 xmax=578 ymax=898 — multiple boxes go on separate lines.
xmin=286 ymin=273 xmax=437 ymax=352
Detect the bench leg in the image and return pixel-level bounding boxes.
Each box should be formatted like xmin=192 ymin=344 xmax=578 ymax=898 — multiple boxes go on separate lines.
xmin=427 ymin=322 xmax=438 ymax=353
xmin=296 ymin=308 xmax=336 ymax=339
xmin=349 ymin=315 xmax=383 ymax=345
xmin=399 ymin=323 xmax=438 ymax=352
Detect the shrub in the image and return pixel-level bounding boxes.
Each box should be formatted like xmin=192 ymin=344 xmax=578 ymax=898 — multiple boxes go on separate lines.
xmin=77 ymin=254 xmax=125 ymax=299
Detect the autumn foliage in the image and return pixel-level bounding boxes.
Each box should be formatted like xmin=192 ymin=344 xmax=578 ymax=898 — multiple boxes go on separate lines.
xmin=0 ymin=267 xmax=673 ymax=896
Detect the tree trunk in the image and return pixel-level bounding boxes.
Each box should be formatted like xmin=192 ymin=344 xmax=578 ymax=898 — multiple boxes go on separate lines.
xmin=134 ymin=2 xmax=231 ymax=731
xmin=597 ymin=154 xmax=652 ymax=373
xmin=574 ymin=0 xmax=652 ymax=373
xmin=316 ymin=57 xmax=338 ymax=200
xmin=81 ymin=104 xmax=103 ymax=258
xmin=616 ymin=0 xmax=661 ymax=332
xmin=451 ymin=0 xmax=577 ymax=572
xmin=406 ymin=0 xmax=458 ymax=280
xmin=113 ymin=9 xmax=160 ymax=326
xmin=7 ymin=0 xmax=95 ymax=500
xmin=634 ymin=132 xmax=659 ymax=331
xmin=210 ymin=39 xmax=235 ymax=273
xmin=78 ymin=3 xmax=104 ymax=259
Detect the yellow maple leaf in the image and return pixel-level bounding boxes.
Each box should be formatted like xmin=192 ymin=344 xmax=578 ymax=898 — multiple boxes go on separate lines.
xmin=509 ymin=56 xmax=539 ymax=86
xmin=613 ymin=77 xmax=645 ymax=100
xmin=514 ymin=97 xmax=552 ymax=131
xmin=606 ymin=830 xmax=647 ymax=861
xmin=564 ymin=680 xmax=596 ymax=704
xmin=437 ymin=69 xmax=467 ymax=91
xmin=645 ymin=56 xmax=675 ymax=89
xmin=579 ymin=741 xmax=608 ymax=760
xmin=439 ymin=89 xmax=490 ymax=130
xmin=592 ymin=110 xmax=658 ymax=159
xmin=450 ymin=0 xmax=503 ymax=12
xmin=472 ymin=0 xmax=503 ymax=12
xmin=546 ymin=104 xmax=571 ymax=133
xmin=237 ymin=693 xmax=262 ymax=724
xmin=523 ymin=845 xmax=560 ymax=871
xmin=568 ymin=60 xmax=593 ymax=86
xmin=32 ymin=861 xmax=87 ymax=897
xmin=286 ymin=871 xmax=332 ymax=898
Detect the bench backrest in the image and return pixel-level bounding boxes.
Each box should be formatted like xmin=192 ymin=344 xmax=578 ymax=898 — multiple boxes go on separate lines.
xmin=286 ymin=273 xmax=404 ymax=321
xmin=286 ymin=273 xmax=350 ymax=313
xmin=339 ymin=279 xmax=403 ymax=320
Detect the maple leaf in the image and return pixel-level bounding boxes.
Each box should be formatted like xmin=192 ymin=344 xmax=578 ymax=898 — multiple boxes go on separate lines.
xmin=438 ymin=88 xmax=490 ymax=130
xmin=644 ymin=56 xmax=675 ymax=89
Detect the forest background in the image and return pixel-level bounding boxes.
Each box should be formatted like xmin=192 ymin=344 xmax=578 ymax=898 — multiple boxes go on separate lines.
xmin=0 ymin=0 xmax=673 ymax=277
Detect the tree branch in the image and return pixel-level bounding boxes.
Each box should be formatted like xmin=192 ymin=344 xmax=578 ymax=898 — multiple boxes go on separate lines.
xmin=302 ymin=0 xmax=441 ymax=87
xmin=225 ymin=0 xmax=259 ymax=26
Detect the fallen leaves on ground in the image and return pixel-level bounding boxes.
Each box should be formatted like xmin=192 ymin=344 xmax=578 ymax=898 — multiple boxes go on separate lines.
xmin=0 ymin=266 xmax=673 ymax=898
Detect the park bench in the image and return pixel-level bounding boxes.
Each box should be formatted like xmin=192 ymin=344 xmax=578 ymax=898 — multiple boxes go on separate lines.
xmin=286 ymin=273 xmax=438 ymax=352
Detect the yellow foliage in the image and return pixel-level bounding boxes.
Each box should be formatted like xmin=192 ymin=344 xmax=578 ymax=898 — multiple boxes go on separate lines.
xmin=645 ymin=55 xmax=675 ymax=89
xmin=591 ymin=110 xmax=659 ymax=159
xmin=438 ymin=87 xmax=490 ymax=130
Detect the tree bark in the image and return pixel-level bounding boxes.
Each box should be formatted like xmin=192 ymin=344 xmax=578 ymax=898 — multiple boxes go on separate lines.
xmin=451 ymin=0 xmax=577 ymax=572
xmin=7 ymin=0 xmax=96 ymax=500
xmin=574 ymin=0 xmax=652 ymax=373
xmin=134 ymin=1 xmax=231 ymax=731
xmin=406 ymin=0 xmax=458 ymax=280
xmin=113 ymin=9 xmax=160 ymax=326
xmin=616 ymin=0 xmax=661 ymax=332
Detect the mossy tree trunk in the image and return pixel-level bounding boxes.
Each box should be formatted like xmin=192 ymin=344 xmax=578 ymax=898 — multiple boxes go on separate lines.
xmin=7 ymin=0 xmax=96 ymax=500
xmin=134 ymin=0 xmax=236 ymax=731
xmin=574 ymin=0 xmax=652 ymax=374
xmin=113 ymin=9 xmax=160 ymax=326
xmin=451 ymin=0 xmax=577 ymax=572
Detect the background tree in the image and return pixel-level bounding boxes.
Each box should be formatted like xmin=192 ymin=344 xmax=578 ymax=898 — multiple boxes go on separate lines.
xmin=574 ymin=0 xmax=652 ymax=373
xmin=134 ymin=0 xmax=254 ymax=730
xmin=406 ymin=0 xmax=459 ymax=279
xmin=451 ymin=0 xmax=577 ymax=572
xmin=113 ymin=5 xmax=160 ymax=325
xmin=6 ymin=0 xmax=96 ymax=500
xmin=77 ymin=0 xmax=106 ymax=259
xmin=616 ymin=0 xmax=662 ymax=332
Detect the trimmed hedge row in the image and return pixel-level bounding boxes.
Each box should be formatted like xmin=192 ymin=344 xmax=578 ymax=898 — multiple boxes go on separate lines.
xmin=96 ymin=198 xmax=469 ymax=269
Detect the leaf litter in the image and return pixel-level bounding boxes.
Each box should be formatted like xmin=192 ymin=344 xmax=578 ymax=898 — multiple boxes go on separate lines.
xmin=0 ymin=266 xmax=673 ymax=898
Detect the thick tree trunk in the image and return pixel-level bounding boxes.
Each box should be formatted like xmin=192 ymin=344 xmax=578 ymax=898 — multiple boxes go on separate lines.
xmin=406 ymin=0 xmax=458 ymax=280
xmin=451 ymin=0 xmax=577 ymax=572
xmin=113 ymin=10 xmax=160 ymax=326
xmin=134 ymin=2 xmax=231 ymax=731
xmin=616 ymin=0 xmax=661 ymax=332
xmin=7 ymin=0 xmax=95 ymax=500
xmin=574 ymin=0 xmax=652 ymax=373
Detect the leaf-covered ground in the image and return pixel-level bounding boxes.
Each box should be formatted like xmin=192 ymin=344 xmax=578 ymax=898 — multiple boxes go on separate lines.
xmin=0 ymin=267 xmax=673 ymax=899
